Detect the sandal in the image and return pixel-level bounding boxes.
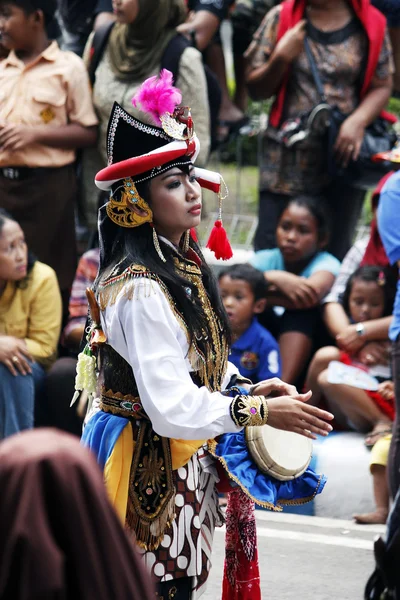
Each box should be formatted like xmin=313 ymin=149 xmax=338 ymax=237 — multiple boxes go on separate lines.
xmin=364 ymin=423 xmax=392 ymax=449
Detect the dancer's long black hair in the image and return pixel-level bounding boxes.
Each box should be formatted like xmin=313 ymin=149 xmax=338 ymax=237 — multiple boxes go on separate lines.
xmin=95 ymin=181 xmax=231 ymax=348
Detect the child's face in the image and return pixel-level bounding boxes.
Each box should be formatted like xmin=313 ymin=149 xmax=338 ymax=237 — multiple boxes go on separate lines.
xmin=0 ymin=4 xmax=37 ymax=51
xmin=348 ymin=278 xmax=385 ymax=323
xmin=219 ymin=275 xmax=262 ymax=333
xmin=276 ymin=203 xmax=320 ymax=265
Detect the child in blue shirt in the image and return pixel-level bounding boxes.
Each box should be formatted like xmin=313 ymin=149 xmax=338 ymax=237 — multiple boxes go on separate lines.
xmin=218 ymin=263 xmax=281 ymax=382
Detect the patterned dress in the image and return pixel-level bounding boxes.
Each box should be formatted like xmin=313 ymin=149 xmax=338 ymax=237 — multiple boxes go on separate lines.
xmin=246 ymin=5 xmax=394 ymax=195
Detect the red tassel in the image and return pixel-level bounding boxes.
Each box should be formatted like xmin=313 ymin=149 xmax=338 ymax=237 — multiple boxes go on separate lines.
xmin=190 ymin=227 xmax=198 ymax=243
xmin=206 ymin=220 xmax=233 ymax=260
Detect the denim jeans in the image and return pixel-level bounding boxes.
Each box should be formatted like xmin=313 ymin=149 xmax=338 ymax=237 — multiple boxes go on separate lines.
xmin=0 ymin=361 xmax=46 ymax=440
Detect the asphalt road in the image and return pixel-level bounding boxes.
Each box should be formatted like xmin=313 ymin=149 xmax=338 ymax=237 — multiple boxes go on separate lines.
xmin=203 ymin=512 xmax=385 ymax=600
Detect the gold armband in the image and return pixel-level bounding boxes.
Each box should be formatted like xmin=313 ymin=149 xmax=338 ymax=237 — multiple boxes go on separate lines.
xmin=230 ymin=395 xmax=269 ymax=428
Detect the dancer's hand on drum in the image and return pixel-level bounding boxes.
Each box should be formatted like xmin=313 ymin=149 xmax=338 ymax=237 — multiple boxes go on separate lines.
xmin=252 ymin=378 xmax=298 ymax=398
xmin=267 ymin=391 xmax=334 ymax=440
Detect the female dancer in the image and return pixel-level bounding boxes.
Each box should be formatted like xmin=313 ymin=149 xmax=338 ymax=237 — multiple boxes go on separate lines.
xmin=79 ymin=71 xmax=333 ymax=599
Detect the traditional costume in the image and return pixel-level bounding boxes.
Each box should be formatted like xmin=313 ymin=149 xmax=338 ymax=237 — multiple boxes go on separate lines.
xmin=78 ymin=70 xmax=326 ymax=599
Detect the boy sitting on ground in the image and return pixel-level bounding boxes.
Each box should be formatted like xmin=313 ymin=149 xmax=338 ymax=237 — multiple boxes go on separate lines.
xmin=218 ymin=263 xmax=281 ymax=382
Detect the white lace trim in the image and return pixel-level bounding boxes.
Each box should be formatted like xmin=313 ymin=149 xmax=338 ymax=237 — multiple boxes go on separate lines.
xmin=107 ymin=105 xmax=171 ymax=165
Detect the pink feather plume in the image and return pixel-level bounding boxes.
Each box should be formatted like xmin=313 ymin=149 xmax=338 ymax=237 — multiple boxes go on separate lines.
xmin=132 ymin=69 xmax=182 ymax=126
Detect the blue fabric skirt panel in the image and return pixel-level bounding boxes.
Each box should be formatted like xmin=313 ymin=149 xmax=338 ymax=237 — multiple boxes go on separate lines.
xmin=81 ymin=410 xmax=129 ymax=470
xmin=209 ymin=430 xmax=326 ymax=510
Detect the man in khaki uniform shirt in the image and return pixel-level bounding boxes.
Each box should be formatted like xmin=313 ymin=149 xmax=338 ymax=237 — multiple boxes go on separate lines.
xmin=0 ymin=0 xmax=98 ymax=307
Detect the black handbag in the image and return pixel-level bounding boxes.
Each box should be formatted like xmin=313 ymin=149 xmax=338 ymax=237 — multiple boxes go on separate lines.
xmin=303 ymin=37 xmax=397 ymax=181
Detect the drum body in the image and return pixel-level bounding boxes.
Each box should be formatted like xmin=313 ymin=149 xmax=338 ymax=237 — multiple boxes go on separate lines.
xmin=245 ymin=425 xmax=312 ymax=481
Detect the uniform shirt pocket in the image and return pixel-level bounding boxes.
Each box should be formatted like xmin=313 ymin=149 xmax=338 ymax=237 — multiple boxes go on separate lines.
xmin=30 ymin=87 xmax=67 ymax=126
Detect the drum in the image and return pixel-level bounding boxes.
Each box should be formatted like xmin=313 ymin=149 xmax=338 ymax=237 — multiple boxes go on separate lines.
xmin=245 ymin=425 xmax=313 ymax=481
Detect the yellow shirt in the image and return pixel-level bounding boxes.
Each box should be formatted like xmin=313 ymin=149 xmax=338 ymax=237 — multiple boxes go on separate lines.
xmin=0 ymin=41 xmax=98 ymax=168
xmin=0 ymin=261 xmax=62 ymax=368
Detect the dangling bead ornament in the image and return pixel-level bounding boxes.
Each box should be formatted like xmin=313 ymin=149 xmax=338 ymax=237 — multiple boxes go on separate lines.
xmin=152 ymin=224 xmax=167 ymax=263
xmin=206 ymin=177 xmax=233 ymax=260
xmin=71 ymin=287 xmax=106 ymax=408
xmin=71 ymin=340 xmax=98 ymax=406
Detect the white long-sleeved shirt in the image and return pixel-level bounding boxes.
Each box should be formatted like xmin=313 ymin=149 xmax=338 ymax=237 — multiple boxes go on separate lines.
xmin=100 ymin=277 xmax=242 ymax=441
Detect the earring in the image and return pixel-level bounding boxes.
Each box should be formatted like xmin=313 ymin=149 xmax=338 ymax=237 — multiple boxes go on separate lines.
xmin=152 ymin=226 xmax=167 ymax=263
xmin=106 ymin=178 xmax=153 ymax=228
xmin=182 ymin=229 xmax=190 ymax=254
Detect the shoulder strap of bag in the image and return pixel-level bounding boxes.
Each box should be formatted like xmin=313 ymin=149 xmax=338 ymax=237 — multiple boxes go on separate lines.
xmin=303 ymin=37 xmax=327 ymax=104
xmin=161 ymin=33 xmax=190 ymax=80
xmin=88 ymin=21 xmax=116 ymax=86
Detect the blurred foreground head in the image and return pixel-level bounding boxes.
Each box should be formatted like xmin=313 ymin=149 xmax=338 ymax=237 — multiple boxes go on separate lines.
xmin=0 ymin=429 xmax=154 ymax=600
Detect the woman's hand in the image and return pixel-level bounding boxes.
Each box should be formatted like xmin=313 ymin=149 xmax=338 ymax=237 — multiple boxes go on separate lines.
xmin=0 ymin=335 xmax=32 ymax=376
xmin=334 ymin=115 xmax=366 ymax=168
xmin=357 ymin=341 xmax=390 ymax=366
xmin=335 ymin=324 xmax=365 ymax=355
xmin=252 ymin=378 xmax=298 ymax=398
xmin=266 ymin=391 xmax=334 ymax=440
xmin=274 ymin=20 xmax=307 ymax=63
xmin=268 ymin=271 xmax=319 ymax=309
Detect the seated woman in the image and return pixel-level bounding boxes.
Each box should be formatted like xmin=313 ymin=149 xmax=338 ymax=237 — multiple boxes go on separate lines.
xmin=250 ymin=195 xmax=340 ymax=385
xmin=306 ymin=265 xmax=396 ymax=447
xmin=0 ymin=210 xmax=62 ymax=439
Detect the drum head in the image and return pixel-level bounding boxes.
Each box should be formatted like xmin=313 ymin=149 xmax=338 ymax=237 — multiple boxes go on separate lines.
xmin=246 ymin=425 xmax=312 ymax=481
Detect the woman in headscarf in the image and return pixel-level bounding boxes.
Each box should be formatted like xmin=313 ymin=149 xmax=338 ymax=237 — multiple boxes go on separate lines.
xmin=0 ymin=428 xmax=154 ymax=600
xmin=78 ymin=71 xmax=333 ymax=599
xmin=82 ymin=0 xmax=211 ymax=229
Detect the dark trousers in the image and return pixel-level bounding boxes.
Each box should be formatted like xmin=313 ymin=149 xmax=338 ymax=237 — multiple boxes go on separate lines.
xmin=258 ymin=306 xmax=332 ymax=389
xmin=35 ymin=357 xmax=83 ymax=437
xmin=389 ymin=335 xmax=400 ymax=498
xmin=254 ymin=182 xmax=366 ymax=261
xmin=0 ymin=164 xmax=77 ymax=295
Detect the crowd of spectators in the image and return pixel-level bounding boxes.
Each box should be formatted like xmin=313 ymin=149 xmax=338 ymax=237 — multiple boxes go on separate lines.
xmin=0 ymin=0 xmax=400 ymax=528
